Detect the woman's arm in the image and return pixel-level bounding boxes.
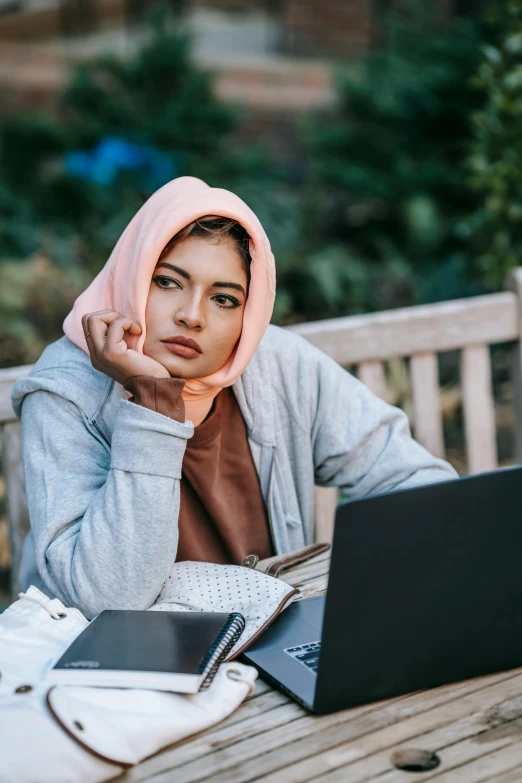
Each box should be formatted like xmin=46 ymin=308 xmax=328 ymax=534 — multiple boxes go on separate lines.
xmin=309 ymin=344 xmax=458 ymax=497
xmin=20 ymin=387 xmax=193 ymax=619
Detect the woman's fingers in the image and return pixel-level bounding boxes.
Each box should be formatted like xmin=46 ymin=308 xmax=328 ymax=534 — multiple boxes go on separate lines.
xmin=86 ymin=311 xmax=119 ymax=353
xmin=80 ymin=310 xmax=165 ymax=386
xmin=81 ymin=313 xmax=96 ymax=356
xmin=82 ymin=311 xmax=142 ymax=357
xmin=105 ymin=316 xmax=138 ymax=354
xmin=82 ymin=310 xmax=118 ymax=333
xmin=81 ymin=312 xmax=92 ymax=338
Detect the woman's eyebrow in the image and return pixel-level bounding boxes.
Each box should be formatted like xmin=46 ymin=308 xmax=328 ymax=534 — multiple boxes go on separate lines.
xmin=156 ymin=262 xmax=190 ymax=280
xmin=212 ymin=281 xmax=246 ymax=296
xmin=155 ymin=262 xmax=246 ymax=297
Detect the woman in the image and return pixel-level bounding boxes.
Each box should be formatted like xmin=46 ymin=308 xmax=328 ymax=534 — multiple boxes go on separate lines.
xmin=11 ymin=176 xmax=456 ymax=619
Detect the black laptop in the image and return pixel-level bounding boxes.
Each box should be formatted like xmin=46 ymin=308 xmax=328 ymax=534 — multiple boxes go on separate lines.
xmin=242 ymin=465 xmax=522 ymax=714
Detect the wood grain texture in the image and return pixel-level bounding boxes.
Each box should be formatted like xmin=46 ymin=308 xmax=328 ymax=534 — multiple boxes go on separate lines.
xmin=410 ymin=352 xmax=444 ymax=458
xmin=487 ymin=767 xmax=522 ymax=783
xmin=292 ymin=291 xmax=519 ymax=365
xmin=461 ymin=344 xmax=498 ymax=474
xmin=314 ymin=486 xmax=338 ymax=543
xmin=357 ymin=361 xmax=388 ymax=399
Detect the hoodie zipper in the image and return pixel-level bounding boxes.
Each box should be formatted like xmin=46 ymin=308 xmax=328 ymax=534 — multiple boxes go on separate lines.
xmin=91 ymin=419 xmax=110 ymax=447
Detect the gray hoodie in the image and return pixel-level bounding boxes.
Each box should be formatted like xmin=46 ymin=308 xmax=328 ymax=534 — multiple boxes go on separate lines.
xmin=11 ymin=325 xmax=457 ymax=619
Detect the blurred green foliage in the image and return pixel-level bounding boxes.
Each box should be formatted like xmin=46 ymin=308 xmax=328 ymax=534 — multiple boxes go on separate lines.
xmin=0 ymin=255 xmax=90 ymax=368
xmin=0 ymin=0 xmax=516 ymax=368
xmin=285 ymin=1 xmax=490 ymax=324
xmin=467 ymin=0 xmax=522 ymax=286
xmin=0 ymin=9 xmax=259 ymax=270
xmin=0 ymin=8 xmax=292 ymax=365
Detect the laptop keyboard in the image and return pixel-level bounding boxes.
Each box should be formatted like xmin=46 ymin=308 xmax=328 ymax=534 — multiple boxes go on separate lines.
xmin=284 ymin=641 xmax=322 ymax=673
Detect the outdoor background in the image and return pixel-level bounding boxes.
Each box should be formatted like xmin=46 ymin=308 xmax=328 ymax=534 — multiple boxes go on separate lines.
xmin=0 ymin=0 xmax=519 ymax=605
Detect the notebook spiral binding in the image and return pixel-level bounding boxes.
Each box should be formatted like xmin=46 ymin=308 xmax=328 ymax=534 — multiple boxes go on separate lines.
xmin=198 ymin=612 xmax=246 ymax=689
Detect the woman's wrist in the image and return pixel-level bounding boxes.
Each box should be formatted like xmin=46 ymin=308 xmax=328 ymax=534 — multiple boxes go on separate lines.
xmin=123 ymin=375 xmax=186 ymax=422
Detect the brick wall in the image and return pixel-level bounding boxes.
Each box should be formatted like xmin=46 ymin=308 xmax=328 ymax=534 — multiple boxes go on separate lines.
xmin=283 ymin=0 xmax=374 ymax=59
xmin=191 ymin=0 xmax=268 ymax=11
xmin=0 ymin=39 xmax=335 ymax=114
xmin=191 ymin=0 xmax=378 ymax=59
xmin=281 ymin=0 xmax=473 ymax=59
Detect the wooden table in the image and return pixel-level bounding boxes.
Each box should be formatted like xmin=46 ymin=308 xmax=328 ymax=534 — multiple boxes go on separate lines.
xmin=123 ymin=551 xmax=522 ymax=783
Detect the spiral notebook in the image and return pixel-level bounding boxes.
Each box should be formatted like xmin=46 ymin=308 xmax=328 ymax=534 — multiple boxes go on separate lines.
xmin=46 ymin=609 xmax=245 ymax=693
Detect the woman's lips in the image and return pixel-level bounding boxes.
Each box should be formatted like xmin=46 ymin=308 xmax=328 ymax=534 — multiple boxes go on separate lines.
xmin=162 ymin=336 xmax=202 ymax=359
xmin=163 ymin=342 xmax=201 ymax=359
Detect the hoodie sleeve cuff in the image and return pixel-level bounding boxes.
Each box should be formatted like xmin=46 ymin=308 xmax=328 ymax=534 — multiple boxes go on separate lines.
xmin=123 ymin=375 xmax=186 ymax=423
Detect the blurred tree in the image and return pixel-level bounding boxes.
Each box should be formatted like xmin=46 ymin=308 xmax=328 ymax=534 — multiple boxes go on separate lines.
xmin=467 ymin=0 xmax=522 ymax=286
xmin=59 ymin=0 xmax=98 ymax=37
xmin=61 ymin=12 xmax=235 ymax=165
xmin=0 ymin=7 xmax=259 ymax=273
xmin=0 ymin=6 xmax=297 ymax=364
xmin=294 ymin=0 xmax=488 ymax=320
xmin=0 ymin=255 xmax=90 ymax=368
xmin=124 ymin=0 xmax=189 ymax=27
xmin=0 ymin=6 xmax=280 ymax=365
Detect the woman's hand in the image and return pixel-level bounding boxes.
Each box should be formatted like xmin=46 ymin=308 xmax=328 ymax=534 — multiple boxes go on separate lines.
xmin=82 ymin=310 xmax=170 ymax=386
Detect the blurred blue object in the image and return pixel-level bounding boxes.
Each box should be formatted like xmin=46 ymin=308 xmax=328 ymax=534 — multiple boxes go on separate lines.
xmin=64 ymin=137 xmax=177 ymax=189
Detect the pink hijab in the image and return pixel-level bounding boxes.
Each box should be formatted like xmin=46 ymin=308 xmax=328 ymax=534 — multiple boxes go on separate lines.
xmin=63 ymin=176 xmax=276 ymax=425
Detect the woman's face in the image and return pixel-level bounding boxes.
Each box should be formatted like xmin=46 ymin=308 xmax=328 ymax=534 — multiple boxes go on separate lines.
xmin=144 ymin=236 xmax=247 ymax=379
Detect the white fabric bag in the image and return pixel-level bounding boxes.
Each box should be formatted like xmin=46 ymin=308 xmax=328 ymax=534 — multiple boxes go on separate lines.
xmin=0 ymin=587 xmax=257 ymax=783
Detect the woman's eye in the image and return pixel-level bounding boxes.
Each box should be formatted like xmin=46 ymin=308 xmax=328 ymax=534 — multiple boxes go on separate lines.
xmin=213 ymin=295 xmax=240 ymax=309
xmin=152 ymin=276 xmax=180 ymax=290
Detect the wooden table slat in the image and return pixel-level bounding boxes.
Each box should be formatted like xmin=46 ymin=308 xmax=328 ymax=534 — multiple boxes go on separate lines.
xmin=167 ymin=672 xmax=522 ymax=783
xmin=294 ymin=679 xmax=522 ymax=783
xmin=486 ymin=765 xmax=522 ymax=783
xmin=417 ymin=741 xmax=522 ymax=783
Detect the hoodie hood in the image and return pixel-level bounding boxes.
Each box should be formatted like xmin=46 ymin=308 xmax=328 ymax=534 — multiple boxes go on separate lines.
xmin=62 ymin=176 xmax=276 ymax=424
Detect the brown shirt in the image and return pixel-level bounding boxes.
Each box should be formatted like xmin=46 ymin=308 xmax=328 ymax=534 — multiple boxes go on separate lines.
xmin=123 ymin=376 xmax=274 ymax=565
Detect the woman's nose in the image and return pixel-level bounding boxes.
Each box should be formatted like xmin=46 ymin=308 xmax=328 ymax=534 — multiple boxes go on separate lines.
xmin=173 ymin=295 xmax=205 ymax=330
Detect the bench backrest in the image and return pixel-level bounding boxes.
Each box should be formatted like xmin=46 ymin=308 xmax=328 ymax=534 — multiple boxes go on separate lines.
xmin=2 ymin=269 xmax=522 ymax=595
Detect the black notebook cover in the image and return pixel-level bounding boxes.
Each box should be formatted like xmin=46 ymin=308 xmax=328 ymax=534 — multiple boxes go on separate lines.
xmin=47 ymin=610 xmax=245 ymax=692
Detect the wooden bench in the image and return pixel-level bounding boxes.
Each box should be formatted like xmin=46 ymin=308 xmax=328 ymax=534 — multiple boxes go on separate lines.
xmin=2 ymin=269 xmax=522 ymax=597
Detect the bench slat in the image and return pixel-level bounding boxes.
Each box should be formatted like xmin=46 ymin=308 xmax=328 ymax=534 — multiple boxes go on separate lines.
xmin=0 ymin=365 xmax=30 ymax=423
xmin=292 ymin=292 xmax=519 ymax=365
xmin=357 ymin=360 xmax=387 ymax=399
xmin=314 ymin=486 xmax=338 ymax=544
xmin=507 ymin=269 xmax=522 ymax=464
xmin=461 ymin=344 xmax=497 ymax=474
xmin=410 ymin=352 xmax=445 ymax=458
xmin=1 ymin=421 xmax=30 ymax=595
